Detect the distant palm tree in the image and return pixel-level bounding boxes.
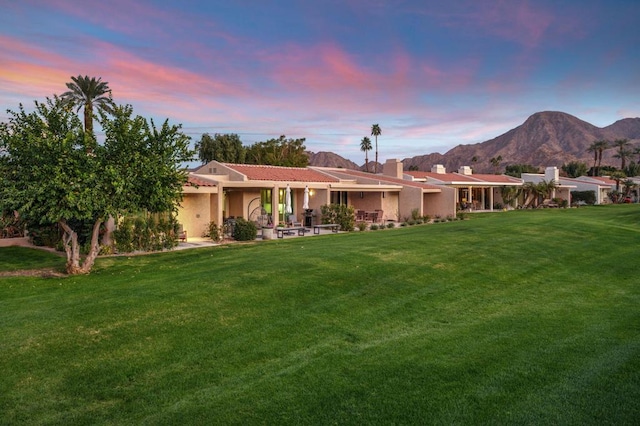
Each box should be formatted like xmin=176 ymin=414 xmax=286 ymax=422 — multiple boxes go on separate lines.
xmin=360 ymin=136 xmax=372 ymax=172
xmin=587 ymin=140 xmax=609 ymax=176
xmin=587 ymin=141 xmax=599 ymax=175
xmin=61 ymin=75 xmax=115 ymax=135
xmin=611 ymin=138 xmax=631 ymax=170
xmin=489 ymin=155 xmax=502 ymax=174
xmin=371 ymin=124 xmax=381 ymax=173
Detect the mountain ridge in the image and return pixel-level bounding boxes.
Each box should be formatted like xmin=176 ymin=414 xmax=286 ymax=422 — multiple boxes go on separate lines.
xmin=308 ymin=111 xmax=640 ymax=173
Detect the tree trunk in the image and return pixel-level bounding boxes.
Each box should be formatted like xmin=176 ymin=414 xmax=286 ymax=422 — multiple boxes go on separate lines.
xmin=59 ymin=220 xmax=83 ymax=274
xmin=79 ymin=219 xmax=103 ymax=274
xmin=374 ymin=138 xmax=378 ymax=173
xmin=59 ymin=218 xmax=103 ymax=275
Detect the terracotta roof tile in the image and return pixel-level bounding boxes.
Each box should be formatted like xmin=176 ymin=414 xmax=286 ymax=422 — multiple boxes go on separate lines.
xmin=224 ymin=163 xmax=339 ymax=182
xmin=321 ymin=168 xmax=444 ymax=190
xmin=187 ymin=175 xmax=217 ymax=187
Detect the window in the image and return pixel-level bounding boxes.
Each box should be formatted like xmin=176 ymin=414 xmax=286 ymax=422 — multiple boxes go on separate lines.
xmin=330 ymin=191 xmax=348 ymax=205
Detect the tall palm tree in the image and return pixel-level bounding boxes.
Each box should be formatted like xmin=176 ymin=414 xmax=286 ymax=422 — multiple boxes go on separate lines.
xmin=587 ymin=141 xmax=599 ymax=175
xmin=61 ymin=75 xmax=115 ymax=135
xmin=611 ymin=138 xmax=631 ymax=170
xmin=360 ymin=136 xmax=372 ymax=172
xmin=587 ymin=140 xmax=608 ymax=176
xmin=371 ymin=124 xmax=381 ymax=173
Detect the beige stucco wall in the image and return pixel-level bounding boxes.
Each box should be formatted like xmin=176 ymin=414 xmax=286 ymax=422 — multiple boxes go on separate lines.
xmin=177 ymin=193 xmax=212 ymax=238
xmin=423 ymin=187 xmax=456 ymax=218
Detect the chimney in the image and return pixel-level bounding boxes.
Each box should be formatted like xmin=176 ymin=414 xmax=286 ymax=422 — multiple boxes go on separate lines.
xmin=431 ymin=164 xmax=446 ymax=174
xmin=383 ymin=158 xmax=403 ymax=179
xmin=458 ymin=166 xmax=472 ymax=175
xmin=545 ymin=166 xmax=559 ymax=182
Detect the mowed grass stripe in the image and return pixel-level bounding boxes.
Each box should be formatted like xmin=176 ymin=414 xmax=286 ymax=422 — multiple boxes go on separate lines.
xmin=1 ymin=205 xmax=639 ymax=424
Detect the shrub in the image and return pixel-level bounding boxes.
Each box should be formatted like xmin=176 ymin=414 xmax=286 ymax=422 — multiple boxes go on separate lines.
xmin=386 ymin=222 xmax=395 ymax=229
xmin=232 ymin=218 xmax=258 ymax=241
xmin=206 ymin=222 xmax=223 ymax=242
xmin=457 ymin=212 xmax=468 ymax=220
xmin=400 ymin=222 xmax=408 ymax=227
xmin=407 ymin=219 xmax=416 ymax=226
xmin=370 ymin=224 xmax=379 ymax=230
xmin=320 ymin=204 xmax=355 ymax=232
xmin=571 ymin=190 xmax=596 ymax=205
xmin=411 ymin=208 xmax=420 ymax=220
xmin=357 ymin=222 xmax=368 ymax=231
xmin=422 ymin=215 xmax=431 ymax=223
xmin=113 ymin=212 xmax=178 ymax=253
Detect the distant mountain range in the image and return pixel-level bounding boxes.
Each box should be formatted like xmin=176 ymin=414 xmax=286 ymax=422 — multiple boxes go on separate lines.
xmin=307 ymin=111 xmax=640 ymax=173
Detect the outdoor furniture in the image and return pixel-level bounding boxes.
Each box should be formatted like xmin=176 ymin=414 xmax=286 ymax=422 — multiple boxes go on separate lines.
xmin=313 ymin=224 xmax=340 ymax=234
xmin=288 ymin=214 xmax=303 ymax=227
xmin=374 ymin=209 xmax=384 ymax=223
xmin=276 ymin=227 xmax=308 ymax=238
xmin=179 ymin=229 xmax=187 ymax=242
xmin=356 ymin=210 xmax=365 ymax=221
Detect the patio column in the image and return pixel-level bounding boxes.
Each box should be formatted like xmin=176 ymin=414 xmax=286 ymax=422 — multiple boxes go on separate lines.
xmin=272 ymin=184 xmax=280 ymax=226
xmin=215 ymin=186 xmax=224 ymax=227
xmin=489 ymin=187 xmax=494 ymax=211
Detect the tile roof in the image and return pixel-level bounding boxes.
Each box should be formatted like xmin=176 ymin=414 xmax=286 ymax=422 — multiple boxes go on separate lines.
xmin=407 ymin=171 xmax=522 ymax=184
xmin=468 ymin=173 xmax=523 ymax=184
xmin=224 ymin=163 xmax=339 ymax=182
xmin=575 ymin=176 xmax=616 ymax=185
xmin=320 ymin=168 xmax=444 ymax=190
xmin=187 ymin=174 xmax=217 ymax=187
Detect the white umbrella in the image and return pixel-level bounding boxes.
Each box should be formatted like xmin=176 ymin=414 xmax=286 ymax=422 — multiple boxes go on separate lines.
xmin=303 ymin=186 xmax=309 ymax=209
xmin=285 ymin=184 xmax=292 ymax=215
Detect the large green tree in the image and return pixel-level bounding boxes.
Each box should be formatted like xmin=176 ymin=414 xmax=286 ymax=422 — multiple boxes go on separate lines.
xmin=371 ymin=124 xmax=381 ymax=173
xmin=61 ymin=75 xmax=115 ymax=136
xmin=561 ymin=161 xmax=588 ymax=178
xmin=360 ymin=136 xmax=372 ymax=172
xmin=504 ymin=164 xmax=540 ymax=178
xmin=196 ymin=133 xmax=246 ymax=164
xmin=0 ymin=97 xmax=192 ymax=274
xmin=245 ymin=135 xmax=308 ymax=167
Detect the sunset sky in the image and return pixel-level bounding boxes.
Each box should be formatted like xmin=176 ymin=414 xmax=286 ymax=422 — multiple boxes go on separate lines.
xmin=1 ymin=0 xmax=639 ymax=164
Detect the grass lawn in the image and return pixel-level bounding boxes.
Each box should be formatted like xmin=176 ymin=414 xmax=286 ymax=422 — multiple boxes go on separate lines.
xmin=1 ymin=205 xmax=639 ymax=424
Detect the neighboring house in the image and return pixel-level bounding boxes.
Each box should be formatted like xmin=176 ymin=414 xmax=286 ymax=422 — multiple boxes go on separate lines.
xmin=314 ymin=159 xmax=456 ymax=221
xmin=405 ymin=164 xmax=522 ymax=210
xmin=521 ymin=167 xmax=575 ymax=205
xmin=568 ymin=175 xmax=616 ymax=204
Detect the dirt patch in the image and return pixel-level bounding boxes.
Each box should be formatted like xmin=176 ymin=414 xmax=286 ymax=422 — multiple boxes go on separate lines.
xmin=0 ymin=268 xmax=67 ymax=278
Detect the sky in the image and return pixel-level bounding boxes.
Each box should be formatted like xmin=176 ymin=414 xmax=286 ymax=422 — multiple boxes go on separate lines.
xmin=1 ymin=0 xmax=639 ymax=165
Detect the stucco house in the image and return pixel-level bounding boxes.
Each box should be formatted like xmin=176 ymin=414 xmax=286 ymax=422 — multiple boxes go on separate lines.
xmin=177 ymin=160 xmax=457 ymax=238
xmin=405 ymin=164 xmax=522 ymax=210
xmin=521 ymin=167 xmax=575 ymax=206
xmin=568 ymin=175 xmax=616 ymax=204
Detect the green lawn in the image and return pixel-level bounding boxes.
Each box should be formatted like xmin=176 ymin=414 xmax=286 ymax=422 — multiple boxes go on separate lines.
xmin=1 ymin=206 xmax=639 ymax=425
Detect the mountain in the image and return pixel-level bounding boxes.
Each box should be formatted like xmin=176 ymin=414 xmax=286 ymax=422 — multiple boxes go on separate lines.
xmin=306 ymin=112 xmax=640 ymax=173
xmin=307 ymin=151 xmax=360 ymax=169
xmin=405 ymin=111 xmax=640 ymax=173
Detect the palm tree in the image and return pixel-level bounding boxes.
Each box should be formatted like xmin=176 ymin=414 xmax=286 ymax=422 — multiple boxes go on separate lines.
xmin=489 ymin=155 xmax=502 ymax=174
xmin=522 ymin=182 xmax=540 ymax=207
xmin=611 ymin=138 xmax=631 ymax=170
xmin=360 ymin=136 xmax=372 ymax=172
xmin=587 ymin=141 xmax=599 ymax=175
xmin=592 ymin=139 xmax=609 ymax=176
xmin=61 ymin=75 xmax=115 ymax=135
xmin=371 ymin=124 xmax=381 ymax=173
xmin=538 ymin=179 xmax=559 ymax=201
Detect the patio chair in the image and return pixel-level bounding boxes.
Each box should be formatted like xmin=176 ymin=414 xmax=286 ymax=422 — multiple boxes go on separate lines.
xmin=288 ymin=215 xmax=303 ymax=227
